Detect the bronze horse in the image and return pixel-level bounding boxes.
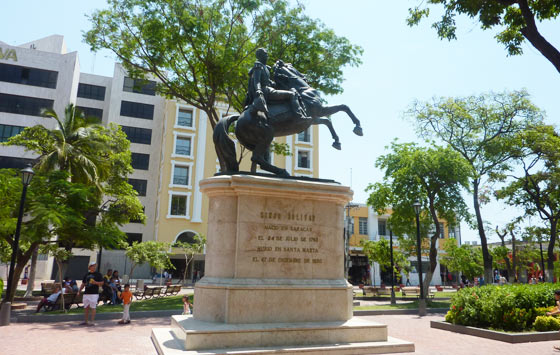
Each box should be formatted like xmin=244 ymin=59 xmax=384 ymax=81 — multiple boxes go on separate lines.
xmin=213 ymin=61 xmax=362 ymax=176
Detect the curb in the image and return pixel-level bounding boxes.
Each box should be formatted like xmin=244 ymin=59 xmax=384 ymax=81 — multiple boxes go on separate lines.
xmin=354 ymin=308 xmax=449 ymax=316
xmin=430 ymin=320 xmax=560 ymax=343
xmin=14 ymin=309 xmax=182 ymax=323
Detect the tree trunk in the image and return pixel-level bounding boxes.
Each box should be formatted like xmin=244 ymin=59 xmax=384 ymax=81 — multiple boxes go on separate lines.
xmin=183 ymin=254 xmax=189 ymax=286
xmin=518 ymin=0 xmax=560 ymax=74
xmin=24 ymin=247 xmax=39 ymax=297
xmin=423 ymin=201 xmax=440 ymax=297
xmin=129 ymin=263 xmax=136 ymax=281
xmin=497 ymin=230 xmax=513 ymax=280
xmin=3 ymin=261 xmax=26 ymax=303
xmin=56 ymin=259 xmax=65 ymax=312
xmin=473 ymin=179 xmax=493 ymax=282
xmin=511 ymin=230 xmax=517 ymax=282
xmin=546 ymin=220 xmax=557 ymax=282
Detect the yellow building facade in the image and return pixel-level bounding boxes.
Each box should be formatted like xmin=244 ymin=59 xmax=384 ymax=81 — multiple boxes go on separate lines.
xmin=345 ymin=204 xmax=460 ymax=286
xmin=154 ymin=101 xmax=320 ymax=277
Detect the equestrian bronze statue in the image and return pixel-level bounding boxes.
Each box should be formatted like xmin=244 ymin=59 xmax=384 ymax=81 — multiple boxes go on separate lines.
xmin=213 ymin=48 xmax=362 ymax=177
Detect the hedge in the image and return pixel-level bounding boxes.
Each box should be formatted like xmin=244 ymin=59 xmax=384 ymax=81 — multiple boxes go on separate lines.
xmin=445 ymin=283 xmax=558 ymax=332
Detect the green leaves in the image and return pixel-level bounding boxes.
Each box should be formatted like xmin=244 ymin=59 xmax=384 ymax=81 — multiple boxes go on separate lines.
xmin=84 ymin=0 xmax=362 ymax=128
xmin=406 ymin=0 xmax=560 ymax=73
xmin=440 ymin=238 xmax=484 ymax=281
xmin=361 ymin=238 xmax=410 ymax=275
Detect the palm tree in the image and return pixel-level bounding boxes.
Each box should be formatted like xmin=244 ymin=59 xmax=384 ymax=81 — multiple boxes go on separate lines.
xmin=36 ymin=104 xmax=110 ymax=188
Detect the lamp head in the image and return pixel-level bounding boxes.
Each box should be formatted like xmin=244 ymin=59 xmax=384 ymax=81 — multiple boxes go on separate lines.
xmin=21 ymin=165 xmax=34 ymax=186
xmin=413 ymin=199 xmax=421 ymax=215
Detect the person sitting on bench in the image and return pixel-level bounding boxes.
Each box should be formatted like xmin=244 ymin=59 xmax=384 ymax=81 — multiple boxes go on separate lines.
xmin=36 ymin=285 xmax=62 ymax=312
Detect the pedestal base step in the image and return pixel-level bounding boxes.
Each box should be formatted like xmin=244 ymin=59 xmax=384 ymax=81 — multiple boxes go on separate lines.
xmin=152 ymin=328 xmax=414 ymax=355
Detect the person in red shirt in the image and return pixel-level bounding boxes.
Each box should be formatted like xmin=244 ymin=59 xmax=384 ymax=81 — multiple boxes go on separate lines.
xmin=118 ymin=284 xmax=133 ymax=324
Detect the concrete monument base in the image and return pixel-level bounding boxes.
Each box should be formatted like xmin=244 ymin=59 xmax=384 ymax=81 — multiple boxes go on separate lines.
xmin=152 ymin=316 xmax=414 ymax=354
xmin=152 ymin=175 xmax=414 ymax=354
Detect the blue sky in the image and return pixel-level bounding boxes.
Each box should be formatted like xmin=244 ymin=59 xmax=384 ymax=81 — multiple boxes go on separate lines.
xmin=2 ymin=0 xmax=559 ymax=243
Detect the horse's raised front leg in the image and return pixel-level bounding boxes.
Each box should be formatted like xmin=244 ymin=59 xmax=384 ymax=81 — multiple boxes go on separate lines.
xmin=312 ymin=118 xmax=341 ymax=150
xmin=319 ymin=104 xmax=363 ymax=136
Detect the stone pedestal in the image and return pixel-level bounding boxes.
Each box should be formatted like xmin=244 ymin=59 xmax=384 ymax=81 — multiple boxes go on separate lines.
xmin=152 ymin=175 xmax=414 ymax=354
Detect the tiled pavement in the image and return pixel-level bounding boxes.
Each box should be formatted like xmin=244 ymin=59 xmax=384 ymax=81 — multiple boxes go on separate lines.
xmin=1 ymin=313 xmax=558 ymax=355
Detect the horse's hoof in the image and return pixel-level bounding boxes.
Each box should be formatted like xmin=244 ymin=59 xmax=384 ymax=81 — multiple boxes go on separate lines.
xmin=353 ymin=126 xmax=363 ymax=136
xmin=332 ymin=142 xmax=342 ymax=150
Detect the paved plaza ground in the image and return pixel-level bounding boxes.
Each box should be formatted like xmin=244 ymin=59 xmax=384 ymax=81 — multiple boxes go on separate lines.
xmin=1 ymin=313 xmax=558 ymax=355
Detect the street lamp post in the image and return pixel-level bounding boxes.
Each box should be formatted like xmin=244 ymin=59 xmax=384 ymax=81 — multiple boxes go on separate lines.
xmin=389 ymin=229 xmax=396 ymax=305
xmin=0 ymin=165 xmax=34 ymax=326
xmin=413 ymin=199 xmax=427 ymax=316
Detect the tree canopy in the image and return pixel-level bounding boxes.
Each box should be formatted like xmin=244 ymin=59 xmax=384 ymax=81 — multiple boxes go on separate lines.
xmin=1 ymin=104 xmax=144 ymax=302
xmin=408 ymin=89 xmax=543 ymax=282
xmin=84 ymin=0 xmax=363 ymax=129
xmin=367 ymin=141 xmax=471 ymax=293
xmin=440 ymin=238 xmax=484 ymax=281
xmin=407 ymin=0 xmax=560 ymax=74
xmin=496 ymin=124 xmax=560 ymax=281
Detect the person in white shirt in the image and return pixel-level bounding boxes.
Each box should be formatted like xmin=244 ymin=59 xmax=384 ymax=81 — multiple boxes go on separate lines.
xmin=36 ymin=285 xmax=63 ymax=312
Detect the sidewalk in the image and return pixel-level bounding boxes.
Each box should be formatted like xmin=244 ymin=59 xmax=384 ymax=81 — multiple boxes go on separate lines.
xmin=1 ymin=314 xmax=558 ymax=355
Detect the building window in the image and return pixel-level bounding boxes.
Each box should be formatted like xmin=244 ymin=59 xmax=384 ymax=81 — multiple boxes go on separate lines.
xmin=378 ymin=219 xmax=387 ymax=236
xmin=123 ymin=77 xmax=156 ymax=96
xmin=174 ymin=136 xmax=192 ymax=157
xmin=0 ymin=63 xmax=58 ymax=88
xmin=128 ymin=178 xmax=147 ymax=196
xmin=0 ymin=124 xmax=25 ymax=142
xmin=439 ymin=222 xmax=445 ymax=239
xmin=177 ymin=108 xmax=193 ymax=128
xmin=176 ymin=231 xmax=197 ymax=244
xmin=121 ymin=126 xmax=152 ymax=145
xmin=359 ymin=217 xmax=368 ymax=235
xmin=170 ymin=195 xmax=187 ymax=216
xmin=125 ymin=233 xmax=143 ymax=246
xmin=297 ymin=128 xmax=311 ymax=143
xmin=172 ymin=165 xmax=189 ymax=186
xmin=448 ymin=225 xmax=456 ymax=239
xmin=0 ymin=156 xmax=35 ymax=169
xmin=76 ymin=106 xmax=103 ymax=122
xmin=0 ymin=93 xmax=54 ymax=117
xmin=131 ymin=153 xmax=149 ymax=170
xmin=120 ymin=100 xmax=154 ymax=120
xmin=297 ymin=150 xmax=311 ymax=169
xmin=77 ymin=83 xmax=106 ymax=101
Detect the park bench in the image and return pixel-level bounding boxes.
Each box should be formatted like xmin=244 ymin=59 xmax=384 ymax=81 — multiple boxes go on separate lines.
xmin=401 ymin=287 xmax=435 ymax=299
xmin=362 ymin=286 xmax=378 ymax=297
xmin=164 ymin=285 xmax=181 ymax=296
xmin=44 ymin=293 xmax=75 ymax=312
xmin=152 ymin=286 xmax=164 ymax=298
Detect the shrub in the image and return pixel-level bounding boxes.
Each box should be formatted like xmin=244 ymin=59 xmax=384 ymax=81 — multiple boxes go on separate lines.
xmin=534 ymin=316 xmax=560 ymax=332
xmin=446 ymin=283 xmax=558 ymax=331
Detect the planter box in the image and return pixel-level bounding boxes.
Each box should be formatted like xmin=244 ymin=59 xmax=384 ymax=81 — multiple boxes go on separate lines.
xmin=431 ymin=320 xmax=560 ymax=343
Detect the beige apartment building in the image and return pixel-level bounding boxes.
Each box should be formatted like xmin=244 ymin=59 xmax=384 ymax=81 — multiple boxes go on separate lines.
xmin=0 ymin=35 xmax=320 ymax=281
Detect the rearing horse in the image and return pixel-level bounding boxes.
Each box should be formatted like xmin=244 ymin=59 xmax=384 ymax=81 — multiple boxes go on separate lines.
xmin=213 ymin=60 xmax=363 ymax=176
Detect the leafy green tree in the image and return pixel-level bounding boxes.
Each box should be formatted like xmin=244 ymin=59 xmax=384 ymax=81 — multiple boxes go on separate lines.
xmin=360 ymin=238 xmax=410 ymax=285
xmin=83 ymin=0 xmax=363 ymax=130
xmin=125 ymin=241 xmax=173 ymax=280
xmin=1 ymin=104 xmax=144 ymax=302
xmin=367 ymin=142 xmax=470 ymax=294
xmin=172 ymin=234 xmax=206 ymax=285
xmin=496 ymin=125 xmax=560 ymax=281
xmin=409 ymin=90 xmax=543 ymax=282
xmin=407 ymin=0 xmax=560 ymax=74
xmin=440 ymin=238 xmax=484 ymax=282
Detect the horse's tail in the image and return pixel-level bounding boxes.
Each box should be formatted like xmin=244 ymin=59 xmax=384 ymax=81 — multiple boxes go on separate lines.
xmin=213 ymin=115 xmax=240 ymax=172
